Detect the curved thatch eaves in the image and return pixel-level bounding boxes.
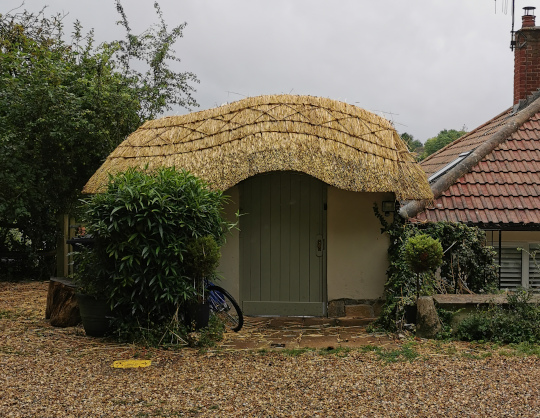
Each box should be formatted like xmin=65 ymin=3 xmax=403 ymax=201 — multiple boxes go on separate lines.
xmin=83 ymin=94 xmax=433 ymax=201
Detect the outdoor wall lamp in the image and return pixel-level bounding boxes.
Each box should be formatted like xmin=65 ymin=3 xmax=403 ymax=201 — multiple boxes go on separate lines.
xmin=382 ymin=201 xmax=396 ymax=216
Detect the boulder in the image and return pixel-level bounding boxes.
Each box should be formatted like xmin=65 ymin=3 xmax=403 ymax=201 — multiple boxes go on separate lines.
xmin=416 ymin=296 xmax=441 ymax=339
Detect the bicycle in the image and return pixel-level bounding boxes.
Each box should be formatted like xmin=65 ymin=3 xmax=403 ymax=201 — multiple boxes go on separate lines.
xmin=206 ymin=279 xmax=244 ymax=332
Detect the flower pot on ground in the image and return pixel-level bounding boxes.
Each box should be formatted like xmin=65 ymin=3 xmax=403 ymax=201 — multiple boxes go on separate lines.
xmin=70 ymin=245 xmax=112 ymax=337
xmin=183 ymin=236 xmax=221 ymax=329
xmin=404 ymin=304 xmax=417 ymax=324
xmin=185 ymin=301 xmax=211 ymax=330
xmin=76 ymin=293 xmax=111 ymax=337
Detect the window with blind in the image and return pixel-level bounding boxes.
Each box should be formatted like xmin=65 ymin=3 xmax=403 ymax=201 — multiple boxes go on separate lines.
xmin=498 ymin=243 xmax=540 ymax=289
xmin=528 ymin=244 xmax=540 ymax=290
xmin=499 ymin=247 xmax=522 ymax=288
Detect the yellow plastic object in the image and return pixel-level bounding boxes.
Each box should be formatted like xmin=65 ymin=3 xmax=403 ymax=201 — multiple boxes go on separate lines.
xmin=111 ymin=359 xmax=152 ymax=369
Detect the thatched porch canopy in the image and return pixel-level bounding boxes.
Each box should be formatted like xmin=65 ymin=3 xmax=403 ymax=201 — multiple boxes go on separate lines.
xmin=83 ymin=94 xmax=432 ymax=201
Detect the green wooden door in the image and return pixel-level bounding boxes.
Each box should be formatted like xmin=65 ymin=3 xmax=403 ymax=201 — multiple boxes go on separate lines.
xmin=239 ymin=172 xmax=327 ymax=316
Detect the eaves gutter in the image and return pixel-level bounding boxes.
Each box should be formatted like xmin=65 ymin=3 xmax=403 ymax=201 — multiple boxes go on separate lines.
xmin=399 ymin=95 xmax=540 ymax=219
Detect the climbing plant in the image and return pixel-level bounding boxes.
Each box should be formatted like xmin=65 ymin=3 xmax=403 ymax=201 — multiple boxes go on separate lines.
xmin=372 ymin=204 xmax=498 ymax=331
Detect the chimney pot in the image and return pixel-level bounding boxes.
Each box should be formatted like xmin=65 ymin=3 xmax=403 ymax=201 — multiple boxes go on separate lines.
xmin=514 ymin=6 xmax=540 ymax=104
xmin=522 ymin=7 xmax=536 ymax=28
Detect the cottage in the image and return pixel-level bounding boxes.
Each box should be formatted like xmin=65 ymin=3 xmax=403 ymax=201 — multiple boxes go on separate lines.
xmin=84 ymin=94 xmax=432 ymax=316
xmin=401 ymin=8 xmax=540 ymax=290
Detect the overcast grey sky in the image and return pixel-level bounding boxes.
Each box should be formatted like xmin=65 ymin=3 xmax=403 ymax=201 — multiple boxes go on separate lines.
xmin=4 ymin=0 xmax=536 ymax=141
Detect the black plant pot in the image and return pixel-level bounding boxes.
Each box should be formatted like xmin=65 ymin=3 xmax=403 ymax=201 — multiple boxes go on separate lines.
xmin=76 ymin=293 xmax=111 ymax=337
xmin=404 ymin=304 xmax=417 ymax=324
xmin=186 ymin=301 xmax=211 ymax=330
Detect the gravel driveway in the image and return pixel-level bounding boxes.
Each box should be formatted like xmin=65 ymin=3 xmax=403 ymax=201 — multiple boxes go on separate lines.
xmin=1 ymin=281 xmax=540 ymax=417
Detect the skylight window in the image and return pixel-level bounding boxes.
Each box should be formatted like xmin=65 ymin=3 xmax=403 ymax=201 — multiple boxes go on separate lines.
xmin=428 ymin=151 xmax=472 ymax=183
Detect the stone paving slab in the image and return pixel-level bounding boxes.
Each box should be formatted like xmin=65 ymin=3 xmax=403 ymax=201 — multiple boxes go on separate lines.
xmin=298 ymin=335 xmax=341 ymax=349
xmin=220 ymin=316 xmax=396 ymax=351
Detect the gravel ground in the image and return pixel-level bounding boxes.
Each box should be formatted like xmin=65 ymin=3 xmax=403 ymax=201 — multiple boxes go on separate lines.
xmin=1 ymin=281 xmax=540 ymax=417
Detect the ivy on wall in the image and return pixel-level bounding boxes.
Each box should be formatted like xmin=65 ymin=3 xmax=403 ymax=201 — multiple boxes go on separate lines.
xmin=373 ymin=204 xmax=499 ymax=331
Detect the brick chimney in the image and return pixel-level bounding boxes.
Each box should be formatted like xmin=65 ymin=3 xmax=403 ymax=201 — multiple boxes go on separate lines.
xmin=514 ymin=7 xmax=540 ymax=104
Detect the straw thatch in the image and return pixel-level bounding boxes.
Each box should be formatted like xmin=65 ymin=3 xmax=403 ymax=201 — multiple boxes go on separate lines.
xmin=83 ymin=94 xmax=433 ymax=201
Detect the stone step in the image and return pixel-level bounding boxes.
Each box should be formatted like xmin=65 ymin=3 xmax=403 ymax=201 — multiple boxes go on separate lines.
xmin=344 ymin=304 xmax=374 ymax=318
xmin=336 ymin=317 xmax=377 ymax=327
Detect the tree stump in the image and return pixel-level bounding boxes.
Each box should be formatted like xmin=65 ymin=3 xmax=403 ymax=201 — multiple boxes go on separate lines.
xmin=416 ymin=296 xmax=441 ymax=339
xmin=46 ymin=278 xmax=81 ymax=327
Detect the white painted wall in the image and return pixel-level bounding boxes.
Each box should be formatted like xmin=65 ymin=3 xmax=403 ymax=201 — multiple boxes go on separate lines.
xmin=326 ymin=188 xmax=393 ymax=301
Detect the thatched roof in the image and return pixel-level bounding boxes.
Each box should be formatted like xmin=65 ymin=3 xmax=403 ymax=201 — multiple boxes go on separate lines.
xmin=83 ymin=94 xmax=433 ymax=200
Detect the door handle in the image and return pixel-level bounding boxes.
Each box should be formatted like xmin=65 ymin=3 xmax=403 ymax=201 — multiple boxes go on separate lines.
xmin=316 ymin=235 xmax=323 ymax=257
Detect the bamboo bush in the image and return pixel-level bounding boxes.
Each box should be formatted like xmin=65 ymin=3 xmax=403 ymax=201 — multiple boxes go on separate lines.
xmin=79 ymin=167 xmax=232 ymax=342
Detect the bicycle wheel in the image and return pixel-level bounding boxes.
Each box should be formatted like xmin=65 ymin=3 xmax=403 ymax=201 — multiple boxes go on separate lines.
xmin=207 ymin=285 xmax=243 ymax=332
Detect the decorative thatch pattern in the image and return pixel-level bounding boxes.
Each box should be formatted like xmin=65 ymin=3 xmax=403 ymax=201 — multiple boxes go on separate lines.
xmin=83 ymin=94 xmax=433 ymax=200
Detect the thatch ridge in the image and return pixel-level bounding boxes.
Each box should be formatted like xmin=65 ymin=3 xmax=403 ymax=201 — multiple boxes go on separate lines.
xmin=83 ymin=94 xmax=432 ymax=201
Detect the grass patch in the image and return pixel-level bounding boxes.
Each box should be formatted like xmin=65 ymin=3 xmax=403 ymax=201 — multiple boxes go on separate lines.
xmin=359 ymin=343 xmax=419 ymax=363
xmin=497 ymin=342 xmax=540 ymax=357
xmin=358 ymin=344 xmax=379 ymax=353
xmin=512 ymin=342 xmax=540 ymax=356
xmin=196 ymin=315 xmax=225 ymax=348
xmin=378 ymin=343 xmax=419 ymax=363
xmin=444 ymin=344 xmax=458 ymax=356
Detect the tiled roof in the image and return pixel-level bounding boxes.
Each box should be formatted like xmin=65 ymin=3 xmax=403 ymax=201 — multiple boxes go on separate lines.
xmin=414 ymin=106 xmax=540 ymax=228
xmin=420 ymin=108 xmax=511 ymax=178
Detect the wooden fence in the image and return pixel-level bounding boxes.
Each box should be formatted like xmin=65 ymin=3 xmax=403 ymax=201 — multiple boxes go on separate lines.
xmin=56 ymin=214 xmax=82 ymax=278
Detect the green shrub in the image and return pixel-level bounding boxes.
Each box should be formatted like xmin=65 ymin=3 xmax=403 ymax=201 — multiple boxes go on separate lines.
xmin=456 ymin=289 xmax=540 ymax=344
xmin=372 ymin=204 xmax=499 ymax=331
xmin=421 ymin=222 xmax=498 ymax=293
xmin=71 ymin=245 xmax=110 ymax=298
xmin=196 ymin=315 xmax=226 ymax=348
xmin=404 ymin=234 xmax=443 ymax=298
xmin=184 ymin=236 xmax=221 ymax=301
xmin=403 ymin=234 xmax=443 ymax=274
xmin=79 ymin=166 xmax=233 ymax=341
xmin=185 ymin=236 xmax=221 ymax=279
xmin=434 ymin=307 xmax=457 ymax=340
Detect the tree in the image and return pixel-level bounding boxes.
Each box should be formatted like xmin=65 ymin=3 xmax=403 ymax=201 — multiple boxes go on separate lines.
xmin=400 ymin=132 xmax=423 ymax=154
xmin=0 ymin=2 xmax=198 ymax=279
xmin=420 ymin=128 xmax=467 ymax=160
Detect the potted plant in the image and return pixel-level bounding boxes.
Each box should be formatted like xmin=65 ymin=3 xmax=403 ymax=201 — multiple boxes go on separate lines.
xmin=402 ymin=234 xmax=443 ymax=323
xmin=184 ymin=236 xmax=221 ymax=329
xmin=71 ymin=245 xmax=112 ymax=337
xmin=76 ymin=167 xmax=232 ymax=344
